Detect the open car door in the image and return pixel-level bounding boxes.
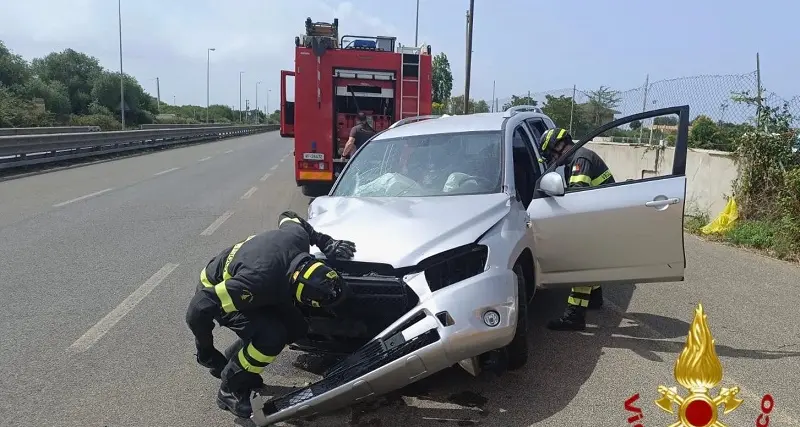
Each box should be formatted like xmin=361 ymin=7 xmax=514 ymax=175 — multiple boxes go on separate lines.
xmin=526 ymin=105 xmax=689 ymax=287
xmin=280 ymin=70 xmax=295 ymax=138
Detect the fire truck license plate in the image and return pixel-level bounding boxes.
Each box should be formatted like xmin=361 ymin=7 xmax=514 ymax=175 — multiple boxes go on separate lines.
xmin=303 ymin=152 xmax=324 ymax=161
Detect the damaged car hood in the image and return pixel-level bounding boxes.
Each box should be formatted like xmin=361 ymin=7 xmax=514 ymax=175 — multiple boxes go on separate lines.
xmin=307 ymin=193 xmax=511 ymax=267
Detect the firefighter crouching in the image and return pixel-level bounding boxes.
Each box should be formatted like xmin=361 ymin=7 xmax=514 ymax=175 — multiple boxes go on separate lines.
xmin=185 ymin=211 xmax=356 ymax=418
xmin=538 ymin=128 xmax=612 ymax=331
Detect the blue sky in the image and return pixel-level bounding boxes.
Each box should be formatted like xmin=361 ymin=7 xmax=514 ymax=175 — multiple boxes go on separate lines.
xmin=1 ymin=0 xmax=797 ymax=118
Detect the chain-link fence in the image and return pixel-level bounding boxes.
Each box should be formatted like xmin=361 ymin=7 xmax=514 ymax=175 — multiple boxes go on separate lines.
xmin=493 ymin=71 xmax=800 ymax=150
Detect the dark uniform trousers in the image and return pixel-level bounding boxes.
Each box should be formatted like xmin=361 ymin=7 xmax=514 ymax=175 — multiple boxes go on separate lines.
xmin=195 ymin=234 xmax=309 ymax=393
xmin=563 ymin=146 xmax=616 ymax=309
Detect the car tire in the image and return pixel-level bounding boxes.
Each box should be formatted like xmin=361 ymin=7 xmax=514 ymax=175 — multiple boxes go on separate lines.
xmin=505 ymin=263 xmax=529 ymax=371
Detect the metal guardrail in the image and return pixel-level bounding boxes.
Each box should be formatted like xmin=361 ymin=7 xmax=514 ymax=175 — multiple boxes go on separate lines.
xmin=0 ymin=124 xmax=279 ymax=171
xmin=0 ymin=126 xmax=101 ymax=136
xmin=140 ymin=123 xmax=235 ymax=129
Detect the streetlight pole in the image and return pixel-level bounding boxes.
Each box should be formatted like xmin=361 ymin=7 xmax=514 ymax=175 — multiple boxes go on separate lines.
xmin=117 ymin=0 xmax=125 ymax=128
xmin=206 ymin=47 xmax=216 ymax=123
xmin=255 ymin=81 xmax=261 ymax=124
xmin=155 ymin=77 xmax=161 ymax=114
xmin=239 ymin=71 xmax=244 ymax=123
xmin=267 ymin=89 xmax=271 ymax=118
xmin=414 ymin=0 xmax=420 ymax=46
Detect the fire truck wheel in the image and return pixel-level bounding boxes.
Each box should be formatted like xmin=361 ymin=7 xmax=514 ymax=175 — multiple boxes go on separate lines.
xmin=301 ymin=183 xmax=332 ymax=198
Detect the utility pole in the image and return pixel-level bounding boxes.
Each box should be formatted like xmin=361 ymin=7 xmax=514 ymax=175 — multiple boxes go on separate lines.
xmin=491 ymin=80 xmax=495 ymax=112
xmin=155 ymin=77 xmax=161 ymax=114
xmin=117 ymin=0 xmax=125 ymax=128
xmin=639 ymin=74 xmax=649 ymax=143
xmin=414 ymin=0 xmax=420 ymax=46
xmin=569 ymin=84 xmax=576 ymax=134
xmin=463 ymin=0 xmax=474 ymax=115
xmin=206 ymin=47 xmax=216 ymax=123
xmin=255 ymin=81 xmax=261 ymax=124
xmin=239 ymin=71 xmax=244 ymax=122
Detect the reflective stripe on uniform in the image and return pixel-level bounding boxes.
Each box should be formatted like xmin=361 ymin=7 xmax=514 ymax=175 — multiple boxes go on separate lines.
xmin=222 ymin=235 xmax=255 ymax=280
xmin=279 ymin=217 xmax=302 ymax=227
xmin=567 ymin=286 xmax=593 ymax=307
xmin=214 ymin=281 xmax=237 ymax=313
xmin=200 ymin=268 xmax=214 ymax=288
xmin=568 ymin=169 xmax=612 ymax=187
xmin=569 ymin=174 xmax=592 ymax=185
xmin=592 ymin=169 xmax=612 ymax=186
xmin=199 ymin=235 xmax=255 ymax=311
xmin=237 ymin=343 xmax=278 ymax=374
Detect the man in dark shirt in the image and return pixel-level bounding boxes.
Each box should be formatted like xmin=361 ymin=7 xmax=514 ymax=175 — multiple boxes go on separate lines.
xmin=342 ymin=112 xmax=376 ymax=157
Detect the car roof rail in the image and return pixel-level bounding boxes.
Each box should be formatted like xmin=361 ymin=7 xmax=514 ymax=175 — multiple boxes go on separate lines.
xmin=388 ymin=115 xmax=442 ymax=129
xmin=503 ymin=105 xmax=543 ymax=118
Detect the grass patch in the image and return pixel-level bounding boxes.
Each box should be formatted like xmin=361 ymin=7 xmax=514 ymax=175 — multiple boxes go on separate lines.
xmin=683 ymin=213 xmax=709 ymax=234
xmin=723 ymin=220 xmax=776 ymax=249
xmin=685 ymin=215 xmax=799 ymax=262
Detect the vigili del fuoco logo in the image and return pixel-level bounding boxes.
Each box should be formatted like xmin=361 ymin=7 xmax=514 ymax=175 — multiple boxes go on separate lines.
xmin=624 ymin=303 xmax=775 ymax=427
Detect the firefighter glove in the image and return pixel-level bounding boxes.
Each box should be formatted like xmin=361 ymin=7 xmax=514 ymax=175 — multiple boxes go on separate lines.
xmin=322 ymin=239 xmax=356 ymax=260
xmin=195 ymin=345 xmax=227 ymax=378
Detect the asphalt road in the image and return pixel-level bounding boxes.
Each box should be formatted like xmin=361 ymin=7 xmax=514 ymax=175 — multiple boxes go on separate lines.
xmin=1 ymin=132 xmax=798 ymax=427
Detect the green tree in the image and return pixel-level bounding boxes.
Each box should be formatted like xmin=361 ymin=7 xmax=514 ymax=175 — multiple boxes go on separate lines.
xmin=473 ymin=99 xmax=490 ymax=113
xmin=31 ymin=48 xmax=104 ymax=115
xmin=432 ymin=53 xmax=453 ymax=105
xmin=653 ymin=116 xmax=678 ymax=126
xmin=91 ymin=71 xmax=157 ymax=125
xmin=0 ymin=41 xmax=31 ymax=91
xmin=22 ymin=77 xmax=71 ymax=115
xmin=585 ymin=85 xmax=621 ymax=126
xmin=446 ymin=95 xmax=489 ymax=114
xmin=501 ymin=95 xmax=536 ymax=111
xmin=629 ymin=119 xmax=642 ymax=130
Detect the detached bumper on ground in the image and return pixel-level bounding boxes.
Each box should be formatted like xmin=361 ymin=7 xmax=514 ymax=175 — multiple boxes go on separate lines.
xmin=251 ymin=268 xmax=518 ymax=426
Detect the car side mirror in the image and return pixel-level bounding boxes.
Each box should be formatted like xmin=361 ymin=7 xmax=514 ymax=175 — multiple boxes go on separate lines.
xmin=538 ymin=171 xmax=565 ymax=197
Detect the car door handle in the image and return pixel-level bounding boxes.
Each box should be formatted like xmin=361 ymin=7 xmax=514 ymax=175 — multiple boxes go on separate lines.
xmin=645 ymin=198 xmax=680 ymax=208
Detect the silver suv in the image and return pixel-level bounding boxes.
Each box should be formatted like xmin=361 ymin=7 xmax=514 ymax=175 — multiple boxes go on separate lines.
xmin=251 ymin=105 xmax=691 ymax=426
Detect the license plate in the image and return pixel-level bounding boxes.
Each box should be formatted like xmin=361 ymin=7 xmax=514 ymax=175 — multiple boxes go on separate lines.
xmin=303 ymin=152 xmax=324 ymax=161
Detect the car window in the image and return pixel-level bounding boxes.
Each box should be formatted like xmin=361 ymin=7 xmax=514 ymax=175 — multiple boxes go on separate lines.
xmin=331 ymin=131 xmax=503 ymax=197
xmin=524 ymin=118 xmax=549 ymax=140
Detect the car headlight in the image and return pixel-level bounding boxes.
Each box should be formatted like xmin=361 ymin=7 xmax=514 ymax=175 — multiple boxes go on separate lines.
xmin=422 ymin=244 xmax=488 ymax=292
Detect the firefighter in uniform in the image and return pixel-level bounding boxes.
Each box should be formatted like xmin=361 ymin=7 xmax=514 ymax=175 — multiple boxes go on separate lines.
xmin=185 ymin=211 xmax=356 ymax=418
xmin=538 ymin=128 xmax=613 ymax=331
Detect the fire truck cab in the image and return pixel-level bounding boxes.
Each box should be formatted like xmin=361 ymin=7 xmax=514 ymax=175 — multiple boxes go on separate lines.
xmin=280 ymin=17 xmax=433 ymax=197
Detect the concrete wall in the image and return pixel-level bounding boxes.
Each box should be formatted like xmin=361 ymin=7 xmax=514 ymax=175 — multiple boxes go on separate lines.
xmin=585 ymin=140 xmax=738 ymax=217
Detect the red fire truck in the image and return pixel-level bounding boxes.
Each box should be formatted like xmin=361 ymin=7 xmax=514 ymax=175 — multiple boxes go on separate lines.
xmin=280 ymin=17 xmax=433 ymax=197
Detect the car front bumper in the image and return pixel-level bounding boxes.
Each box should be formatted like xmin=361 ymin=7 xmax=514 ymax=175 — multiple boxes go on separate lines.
xmin=251 ymin=267 xmax=518 ymax=426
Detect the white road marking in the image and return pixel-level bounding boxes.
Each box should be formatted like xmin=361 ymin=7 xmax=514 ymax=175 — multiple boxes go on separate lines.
xmin=200 ymin=210 xmax=234 ymax=236
xmin=67 ymin=263 xmax=180 ymax=354
xmin=269 ymin=164 xmax=278 ymax=171
xmin=53 ymin=188 xmax=114 ymax=207
xmin=259 ymin=172 xmax=271 ymax=182
xmin=153 ymin=167 xmax=180 ymax=176
xmin=280 ymin=156 xmax=286 ymax=163
xmin=241 ymin=186 xmax=258 ymax=199
xmin=198 ymin=156 xmax=212 ymax=162
xmin=224 ymin=150 xmax=234 ymax=154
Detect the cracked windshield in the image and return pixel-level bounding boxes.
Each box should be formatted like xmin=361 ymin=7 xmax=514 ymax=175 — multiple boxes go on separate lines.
xmin=1 ymin=0 xmax=798 ymax=426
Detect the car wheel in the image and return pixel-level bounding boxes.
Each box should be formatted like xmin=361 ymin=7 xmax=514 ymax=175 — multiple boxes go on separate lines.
xmin=505 ymin=263 xmax=529 ymax=371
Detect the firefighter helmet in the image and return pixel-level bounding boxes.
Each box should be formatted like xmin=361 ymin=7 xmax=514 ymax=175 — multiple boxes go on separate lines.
xmin=290 ymin=256 xmax=348 ymax=308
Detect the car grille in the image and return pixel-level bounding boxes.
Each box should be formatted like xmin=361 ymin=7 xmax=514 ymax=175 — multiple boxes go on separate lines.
xmin=261 ymin=318 xmax=440 ymax=415
xmin=424 ymin=244 xmax=488 ymax=292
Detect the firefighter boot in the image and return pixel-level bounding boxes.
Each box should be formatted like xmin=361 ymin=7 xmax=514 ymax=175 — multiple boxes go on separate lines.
xmin=216 ymin=387 xmax=252 ymax=419
xmin=546 ymin=304 xmax=586 ymax=331
xmin=588 ymin=287 xmax=603 ymax=310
